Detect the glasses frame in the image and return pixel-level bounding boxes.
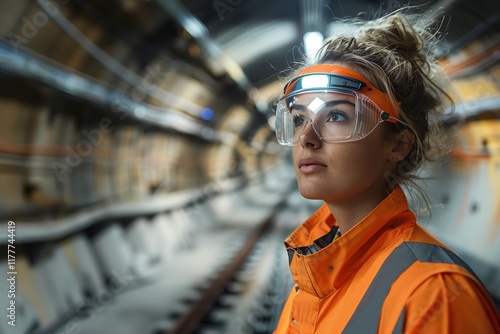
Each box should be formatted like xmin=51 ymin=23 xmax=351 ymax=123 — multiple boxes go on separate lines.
xmin=275 ymin=88 xmax=398 ymax=146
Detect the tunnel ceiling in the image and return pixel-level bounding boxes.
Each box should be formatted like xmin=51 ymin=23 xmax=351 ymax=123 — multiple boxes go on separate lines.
xmin=75 ymin=0 xmax=499 ymax=92
xmin=1 ymin=0 xmax=492 ymax=147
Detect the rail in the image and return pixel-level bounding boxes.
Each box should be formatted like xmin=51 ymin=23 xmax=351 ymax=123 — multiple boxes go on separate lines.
xmin=166 ymin=210 xmax=276 ymax=334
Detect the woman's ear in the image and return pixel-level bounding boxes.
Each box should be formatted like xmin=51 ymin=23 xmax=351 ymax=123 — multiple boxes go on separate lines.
xmin=388 ymin=129 xmax=414 ymax=162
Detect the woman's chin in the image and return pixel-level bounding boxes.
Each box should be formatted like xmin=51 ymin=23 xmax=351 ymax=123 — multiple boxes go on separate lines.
xmin=298 ymin=188 xmax=326 ymax=200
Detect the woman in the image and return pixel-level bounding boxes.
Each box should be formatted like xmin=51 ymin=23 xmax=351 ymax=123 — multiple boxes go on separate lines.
xmin=273 ymin=11 xmax=500 ymax=334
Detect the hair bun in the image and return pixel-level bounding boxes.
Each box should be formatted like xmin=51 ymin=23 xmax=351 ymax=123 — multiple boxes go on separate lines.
xmin=361 ymin=14 xmax=433 ymax=69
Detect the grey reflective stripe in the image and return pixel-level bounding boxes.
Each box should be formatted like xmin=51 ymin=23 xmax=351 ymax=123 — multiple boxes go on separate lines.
xmin=343 ymin=242 xmax=477 ymax=333
xmin=393 ymin=306 xmax=405 ymax=334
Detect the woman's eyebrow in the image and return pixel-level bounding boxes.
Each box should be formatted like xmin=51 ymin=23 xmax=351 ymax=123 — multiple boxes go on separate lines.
xmin=289 ymin=103 xmax=307 ymax=111
xmin=323 ymin=100 xmax=355 ymax=107
xmin=290 ymin=99 xmax=355 ymax=111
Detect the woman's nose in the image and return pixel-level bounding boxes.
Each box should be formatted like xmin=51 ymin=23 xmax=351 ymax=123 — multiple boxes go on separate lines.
xmin=299 ymin=120 xmax=322 ymax=148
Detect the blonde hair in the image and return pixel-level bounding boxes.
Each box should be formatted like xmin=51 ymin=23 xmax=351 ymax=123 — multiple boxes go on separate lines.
xmin=309 ymin=10 xmax=454 ymax=209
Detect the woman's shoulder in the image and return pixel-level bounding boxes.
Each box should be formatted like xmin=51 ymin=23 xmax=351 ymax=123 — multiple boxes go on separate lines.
xmin=394 ymin=215 xmax=450 ymax=250
xmin=381 ymin=219 xmax=480 ymax=290
xmin=383 ymin=270 xmax=500 ymax=334
xmin=379 ymin=231 xmax=500 ymax=332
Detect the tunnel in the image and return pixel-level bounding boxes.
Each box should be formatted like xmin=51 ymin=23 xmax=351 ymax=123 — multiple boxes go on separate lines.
xmin=0 ymin=0 xmax=499 ymax=333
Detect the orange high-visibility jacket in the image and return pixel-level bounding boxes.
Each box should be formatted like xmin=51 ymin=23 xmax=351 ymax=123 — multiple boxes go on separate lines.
xmin=274 ymin=186 xmax=500 ymax=334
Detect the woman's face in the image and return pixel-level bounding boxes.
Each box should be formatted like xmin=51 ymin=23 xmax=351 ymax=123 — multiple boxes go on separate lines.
xmin=291 ymin=92 xmax=393 ymax=204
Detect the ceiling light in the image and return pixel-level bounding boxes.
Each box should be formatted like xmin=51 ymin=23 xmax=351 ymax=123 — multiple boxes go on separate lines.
xmin=304 ymin=31 xmax=324 ymax=61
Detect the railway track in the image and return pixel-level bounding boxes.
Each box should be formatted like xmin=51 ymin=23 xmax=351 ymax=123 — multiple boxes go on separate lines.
xmin=151 ymin=211 xmax=294 ymax=334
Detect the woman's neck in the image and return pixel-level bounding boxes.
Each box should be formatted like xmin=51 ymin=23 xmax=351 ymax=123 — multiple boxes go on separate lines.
xmin=325 ymin=182 xmax=389 ymax=233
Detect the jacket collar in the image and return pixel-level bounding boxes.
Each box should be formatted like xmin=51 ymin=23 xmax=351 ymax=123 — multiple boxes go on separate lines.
xmin=284 ymin=186 xmax=414 ymax=297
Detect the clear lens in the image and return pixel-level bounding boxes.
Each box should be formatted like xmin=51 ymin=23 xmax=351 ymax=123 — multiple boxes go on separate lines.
xmin=275 ymin=90 xmax=385 ymax=146
xmin=275 ymin=101 xmax=295 ymax=146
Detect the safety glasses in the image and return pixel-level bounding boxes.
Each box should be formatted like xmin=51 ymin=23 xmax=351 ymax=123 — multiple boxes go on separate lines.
xmin=275 ymin=64 xmax=401 ymax=146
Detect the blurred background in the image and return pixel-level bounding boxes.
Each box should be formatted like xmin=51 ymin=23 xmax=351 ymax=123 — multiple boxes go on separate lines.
xmin=0 ymin=0 xmax=498 ymax=333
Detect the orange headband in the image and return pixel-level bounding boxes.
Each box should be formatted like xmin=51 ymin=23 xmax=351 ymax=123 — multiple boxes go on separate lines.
xmin=283 ymin=64 xmax=400 ymax=119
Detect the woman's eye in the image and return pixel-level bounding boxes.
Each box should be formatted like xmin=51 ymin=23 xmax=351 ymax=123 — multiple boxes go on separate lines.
xmin=292 ymin=114 xmax=306 ymax=127
xmin=327 ymin=111 xmax=348 ymax=122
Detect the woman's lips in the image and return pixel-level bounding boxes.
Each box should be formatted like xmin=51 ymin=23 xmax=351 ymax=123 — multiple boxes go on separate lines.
xmin=298 ymin=158 xmax=327 ymax=173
